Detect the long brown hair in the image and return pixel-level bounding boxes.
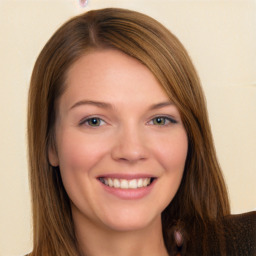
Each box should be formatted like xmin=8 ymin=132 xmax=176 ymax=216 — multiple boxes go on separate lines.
xmin=27 ymin=8 xmax=230 ymax=256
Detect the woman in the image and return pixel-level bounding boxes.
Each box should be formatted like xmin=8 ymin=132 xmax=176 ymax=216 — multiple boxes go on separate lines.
xmin=27 ymin=8 xmax=255 ymax=256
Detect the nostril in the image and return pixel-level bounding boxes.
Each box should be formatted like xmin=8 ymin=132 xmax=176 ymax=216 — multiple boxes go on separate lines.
xmin=111 ymin=147 xmax=148 ymax=163
xmin=110 ymin=129 xmax=148 ymax=162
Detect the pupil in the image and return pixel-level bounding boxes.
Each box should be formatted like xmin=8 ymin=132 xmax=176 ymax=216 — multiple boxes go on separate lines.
xmin=154 ymin=117 xmax=165 ymax=125
xmin=90 ymin=118 xmax=99 ymax=126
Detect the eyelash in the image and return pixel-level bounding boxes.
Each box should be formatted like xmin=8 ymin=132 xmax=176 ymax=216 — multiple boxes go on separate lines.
xmin=148 ymin=116 xmax=177 ymax=126
xmin=79 ymin=117 xmax=106 ymax=127
xmin=79 ymin=115 xmax=177 ymax=127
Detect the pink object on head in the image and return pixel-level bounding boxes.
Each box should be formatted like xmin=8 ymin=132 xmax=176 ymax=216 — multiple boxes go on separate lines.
xmin=79 ymin=0 xmax=88 ymax=7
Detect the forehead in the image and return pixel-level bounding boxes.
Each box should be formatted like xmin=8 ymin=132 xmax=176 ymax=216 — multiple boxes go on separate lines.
xmin=61 ymin=49 xmax=171 ymax=110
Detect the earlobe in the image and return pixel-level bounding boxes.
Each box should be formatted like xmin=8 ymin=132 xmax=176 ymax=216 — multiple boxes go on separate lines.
xmin=48 ymin=146 xmax=59 ymax=167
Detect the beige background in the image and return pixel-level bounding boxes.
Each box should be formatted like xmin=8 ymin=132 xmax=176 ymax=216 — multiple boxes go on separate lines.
xmin=0 ymin=0 xmax=255 ymax=255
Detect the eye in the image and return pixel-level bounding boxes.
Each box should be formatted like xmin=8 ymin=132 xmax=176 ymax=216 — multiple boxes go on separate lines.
xmin=80 ymin=117 xmax=106 ymax=127
xmin=149 ymin=116 xmax=177 ymax=126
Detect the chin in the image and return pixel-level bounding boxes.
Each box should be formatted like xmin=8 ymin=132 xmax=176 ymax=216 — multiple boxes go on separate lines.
xmin=99 ymin=207 xmax=162 ymax=232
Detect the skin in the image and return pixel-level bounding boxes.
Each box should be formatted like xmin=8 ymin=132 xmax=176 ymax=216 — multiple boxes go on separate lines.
xmin=49 ymin=49 xmax=188 ymax=256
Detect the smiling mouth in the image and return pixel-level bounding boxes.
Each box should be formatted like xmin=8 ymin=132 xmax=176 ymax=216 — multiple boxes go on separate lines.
xmin=98 ymin=177 xmax=155 ymax=189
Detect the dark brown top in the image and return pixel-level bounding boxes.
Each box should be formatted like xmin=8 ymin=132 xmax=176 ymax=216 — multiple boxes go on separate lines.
xmin=189 ymin=211 xmax=256 ymax=256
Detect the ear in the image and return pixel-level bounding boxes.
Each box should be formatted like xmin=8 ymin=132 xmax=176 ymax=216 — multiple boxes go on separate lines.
xmin=48 ymin=145 xmax=59 ymax=167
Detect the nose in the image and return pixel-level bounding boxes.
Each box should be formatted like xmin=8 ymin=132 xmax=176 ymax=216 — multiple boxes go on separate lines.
xmin=111 ymin=125 xmax=148 ymax=163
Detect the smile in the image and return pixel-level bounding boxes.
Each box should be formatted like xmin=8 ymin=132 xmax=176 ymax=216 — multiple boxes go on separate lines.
xmin=98 ymin=177 xmax=154 ymax=189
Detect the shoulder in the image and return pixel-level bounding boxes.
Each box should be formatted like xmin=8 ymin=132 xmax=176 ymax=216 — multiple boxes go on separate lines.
xmin=184 ymin=212 xmax=256 ymax=255
xmin=223 ymin=210 xmax=256 ymax=224
xmin=215 ymin=211 xmax=256 ymax=256
xmin=222 ymin=211 xmax=256 ymax=239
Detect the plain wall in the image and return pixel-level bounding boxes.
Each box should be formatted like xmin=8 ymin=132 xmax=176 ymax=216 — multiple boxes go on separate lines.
xmin=0 ymin=0 xmax=255 ymax=255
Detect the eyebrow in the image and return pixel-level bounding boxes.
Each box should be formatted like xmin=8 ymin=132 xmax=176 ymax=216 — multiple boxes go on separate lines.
xmin=69 ymin=100 xmax=113 ymax=111
xmin=69 ymin=100 xmax=174 ymax=111
xmin=148 ymin=101 xmax=174 ymax=110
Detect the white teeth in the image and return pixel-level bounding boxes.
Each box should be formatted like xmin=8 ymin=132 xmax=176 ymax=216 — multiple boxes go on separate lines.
xmin=113 ymin=179 xmax=120 ymax=188
xmin=108 ymin=178 xmax=113 ymax=187
xmin=100 ymin=177 xmax=153 ymax=189
xmin=137 ymin=178 xmax=143 ymax=188
xmin=120 ymin=179 xmax=129 ymax=189
xmin=128 ymin=179 xmax=137 ymax=189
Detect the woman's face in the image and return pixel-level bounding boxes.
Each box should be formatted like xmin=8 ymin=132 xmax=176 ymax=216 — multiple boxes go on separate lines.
xmin=49 ymin=49 xmax=188 ymax=232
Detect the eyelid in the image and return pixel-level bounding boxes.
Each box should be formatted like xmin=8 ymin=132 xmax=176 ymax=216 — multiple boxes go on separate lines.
xmin=147 ymin=115 xmax=178 ymax=125
xmin=79 ymin=116 xmax=107 ymax=127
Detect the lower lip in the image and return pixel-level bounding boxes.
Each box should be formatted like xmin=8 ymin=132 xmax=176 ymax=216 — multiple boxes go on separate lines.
xmin=99 ymin=179 xmax=156 ymax=200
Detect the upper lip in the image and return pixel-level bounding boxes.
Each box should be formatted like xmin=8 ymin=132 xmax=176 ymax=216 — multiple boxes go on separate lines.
xmin=97 ymin=173 xmax=157 ymax=180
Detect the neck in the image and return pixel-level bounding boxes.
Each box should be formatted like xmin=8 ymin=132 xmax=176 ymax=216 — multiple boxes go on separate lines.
xmin=73 ymin=209 xmax=168 ymax=256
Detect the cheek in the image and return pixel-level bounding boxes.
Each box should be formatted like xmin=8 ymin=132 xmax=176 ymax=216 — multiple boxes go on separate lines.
xmin=154 ymin=129 xmax=188 ymax=172
xmin=56 ymin=129 xmax=109 ymax=176
xmin=55 ymin=129 xmax=112 ymax=214
xmin=152 ymin=129 xmax=188 ymax=209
